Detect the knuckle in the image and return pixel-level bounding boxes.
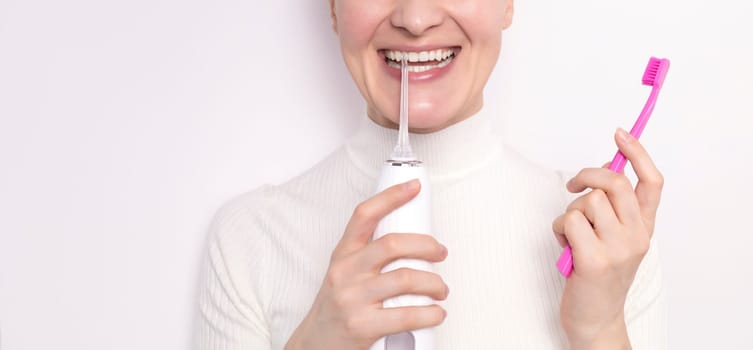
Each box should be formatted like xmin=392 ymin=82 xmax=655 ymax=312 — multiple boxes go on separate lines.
xmin=609 ymin=176 xmax=622 ymax=190
xmin=653 ymin=172 xmax=665 ymax=189
xmin=588 ymin=189 xmax=606 ymax=205
xmin=584 ymin=193 xmax=598 ymax=207
xmin=333 ymin=287 xmax=354 ymax=309
xmin=344 ymin=312 xmax=366 ymax=335
xmin=352 ymin=202 xmax=373 ymax=220
xmin=380 ymin=233 xmax=402 ymax=254
xmin=564 ymin=209 xmax=582 ymax=223
xmin=326 ymin=263 xmax=346 ymax=288
xmin=593 ymin=188 xmax=607 ymax=199
xmin=561 ymin=211 xmax=578 ymax=231
xmin=567 ymin=208 xmax=582 ymax=219
xmin=613 ymin=175 xmax=631 ymax=191
xmin=396 ymin=268 xmax=415 ymax=290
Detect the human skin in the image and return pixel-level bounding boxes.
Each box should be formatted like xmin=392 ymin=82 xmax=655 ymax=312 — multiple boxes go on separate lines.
xmin=332 ymin=0 xmax=513 ymax=134
xmin=286 ymin=1 xmax=664 ymax=349
xmin=552 ymin=127 xmax=663 ymax=349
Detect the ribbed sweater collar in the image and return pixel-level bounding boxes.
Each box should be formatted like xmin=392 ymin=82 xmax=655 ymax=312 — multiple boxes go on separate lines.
xmin=344 ymin=108 xmax=504 ymax=183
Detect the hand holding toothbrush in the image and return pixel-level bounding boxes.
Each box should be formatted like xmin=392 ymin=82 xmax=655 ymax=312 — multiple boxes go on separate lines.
xmin=551 ymin=57 xmax=669 ymax=348
xmin=556 ymin=57 xmax=669 ymax=278
xmin=552 ymin=128 xmax=664 ymax=348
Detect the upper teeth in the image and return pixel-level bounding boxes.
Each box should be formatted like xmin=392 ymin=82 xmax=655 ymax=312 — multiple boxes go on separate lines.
xmin=385 ymin=49 xmax=455 ymax=62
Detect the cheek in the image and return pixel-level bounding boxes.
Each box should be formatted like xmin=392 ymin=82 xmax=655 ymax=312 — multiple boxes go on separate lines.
xmin=454 ymin=0 xmax=505 ymax=85
xmin=454 ymin=0 xmax=506 ymax=42
xmin=336 ymin=1 xmax=385 ymax=52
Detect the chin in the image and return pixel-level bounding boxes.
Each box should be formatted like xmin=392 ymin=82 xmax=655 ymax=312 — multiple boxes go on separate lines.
xmin=405 ymin=113 xmax=450 ymax=132
xmin=405 ymin=86 xmax=468 ymax=133
xmin=375 ymin=100 xmax=463 ymax=133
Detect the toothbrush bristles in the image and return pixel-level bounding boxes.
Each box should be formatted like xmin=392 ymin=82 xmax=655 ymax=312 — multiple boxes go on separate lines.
xmin=642 ymin=57 xmax=668 ymax=86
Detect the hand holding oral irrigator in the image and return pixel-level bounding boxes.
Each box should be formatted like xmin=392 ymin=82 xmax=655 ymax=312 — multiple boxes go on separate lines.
xmin=370 ymin=58 xmax=436 ymax=350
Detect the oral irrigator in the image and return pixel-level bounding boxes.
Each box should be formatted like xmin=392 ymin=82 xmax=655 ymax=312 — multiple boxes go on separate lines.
xmin=370 ymin=58 xmax=435 ymax=350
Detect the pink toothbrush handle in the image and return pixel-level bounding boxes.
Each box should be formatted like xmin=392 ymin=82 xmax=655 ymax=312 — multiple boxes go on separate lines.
xmin=557 ymin=245 xmax=574 ymax=277
xmin=556 ymin=85 xmax=661 ymax=278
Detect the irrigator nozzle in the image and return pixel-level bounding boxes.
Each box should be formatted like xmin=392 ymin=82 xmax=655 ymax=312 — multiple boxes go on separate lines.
xmin=390 ymin=56 xmax=416 ymax=161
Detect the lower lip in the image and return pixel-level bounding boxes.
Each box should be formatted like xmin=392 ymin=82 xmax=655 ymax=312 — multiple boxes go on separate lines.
xmin=380 ymin=52 xmax=458 ymax=82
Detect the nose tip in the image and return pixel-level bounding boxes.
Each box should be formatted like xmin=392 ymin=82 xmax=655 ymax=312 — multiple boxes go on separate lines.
xmin=390 ymin=0 xmax=444 ymax=36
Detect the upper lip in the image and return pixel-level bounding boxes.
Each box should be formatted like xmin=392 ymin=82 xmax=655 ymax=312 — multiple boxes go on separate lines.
xmin=378 ymin=45 xmax=461 ymax=53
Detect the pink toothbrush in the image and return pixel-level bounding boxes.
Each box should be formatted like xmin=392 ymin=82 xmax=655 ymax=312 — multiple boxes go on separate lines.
xmin=556 ymin=56 xmax=671 ymax=278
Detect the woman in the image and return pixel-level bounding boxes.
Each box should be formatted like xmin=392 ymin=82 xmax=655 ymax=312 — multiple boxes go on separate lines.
xmin=194 ymin=0 xmax=667 ymax=348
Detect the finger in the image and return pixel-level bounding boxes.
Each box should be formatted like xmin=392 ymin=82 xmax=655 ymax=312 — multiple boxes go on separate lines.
xmin=333 ymin=179 xmax=421 ymax=259
xmin=566 ymin=189 xmax=621 ymax=235
xmin=552 ymin=209 xmax=600 ymax=253
xmin=614 ymin=128 xmax=664 ymax=226
xmin=357 ymin=233 xmax=447 ymax=272
xmin=566 ymin=168 xmax=641 ymax=226
xmin=553 ymin=228 xmax=568 ymax=248
xmin=361 ymin=268 xmax=449 ymax=303
xmin=373 ymin=305 xmax=446 ymax=337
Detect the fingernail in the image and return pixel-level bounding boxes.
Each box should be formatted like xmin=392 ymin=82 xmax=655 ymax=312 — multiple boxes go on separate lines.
xmin=440 ymin=244 xmax=448 ymax=256
xmin=403 ymin=179 xmax=419 ymax=191
xmin=616 ymin=128 xmax=631 ymax=143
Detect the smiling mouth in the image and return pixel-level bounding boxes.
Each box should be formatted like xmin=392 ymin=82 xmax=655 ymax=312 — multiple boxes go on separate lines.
xmin=381 ymin=48 xmax=458 ymax=73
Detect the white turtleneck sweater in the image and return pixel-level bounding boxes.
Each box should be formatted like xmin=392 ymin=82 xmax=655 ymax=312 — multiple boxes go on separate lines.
xmin=193 ymin=110 xmax=667 ymax=349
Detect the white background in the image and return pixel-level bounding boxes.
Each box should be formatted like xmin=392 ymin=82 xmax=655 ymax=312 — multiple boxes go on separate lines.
xmin=1 ymin=0 xmax=751 ymax=349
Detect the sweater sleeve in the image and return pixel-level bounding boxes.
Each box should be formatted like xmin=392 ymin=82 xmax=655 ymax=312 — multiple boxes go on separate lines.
xmin=623 ymin=237 xmax=668 ymax=349
xmin=194 ymin=190 xmax=273 ymax=349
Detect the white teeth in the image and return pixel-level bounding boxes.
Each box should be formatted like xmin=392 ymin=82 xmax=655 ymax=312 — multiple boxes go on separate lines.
xmin=385 ymin=54 xmax=455 ymax=72
xmin=383 ymin=48 xmax=457 ymax=73
xmin=384 ymin=48 xmax=455 ymax=63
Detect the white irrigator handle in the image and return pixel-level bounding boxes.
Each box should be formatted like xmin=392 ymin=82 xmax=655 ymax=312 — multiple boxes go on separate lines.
xmin=370 ymin=56 xmax=436 ymax=350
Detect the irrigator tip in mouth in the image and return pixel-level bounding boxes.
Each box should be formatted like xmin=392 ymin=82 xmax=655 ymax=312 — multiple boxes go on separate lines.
xmin=390 ymin=57 xmax=417 ymax=162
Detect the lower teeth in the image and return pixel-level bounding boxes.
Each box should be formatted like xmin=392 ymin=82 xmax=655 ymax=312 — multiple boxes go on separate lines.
xmin=386 ymin=55 xmax=455 ymax=72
